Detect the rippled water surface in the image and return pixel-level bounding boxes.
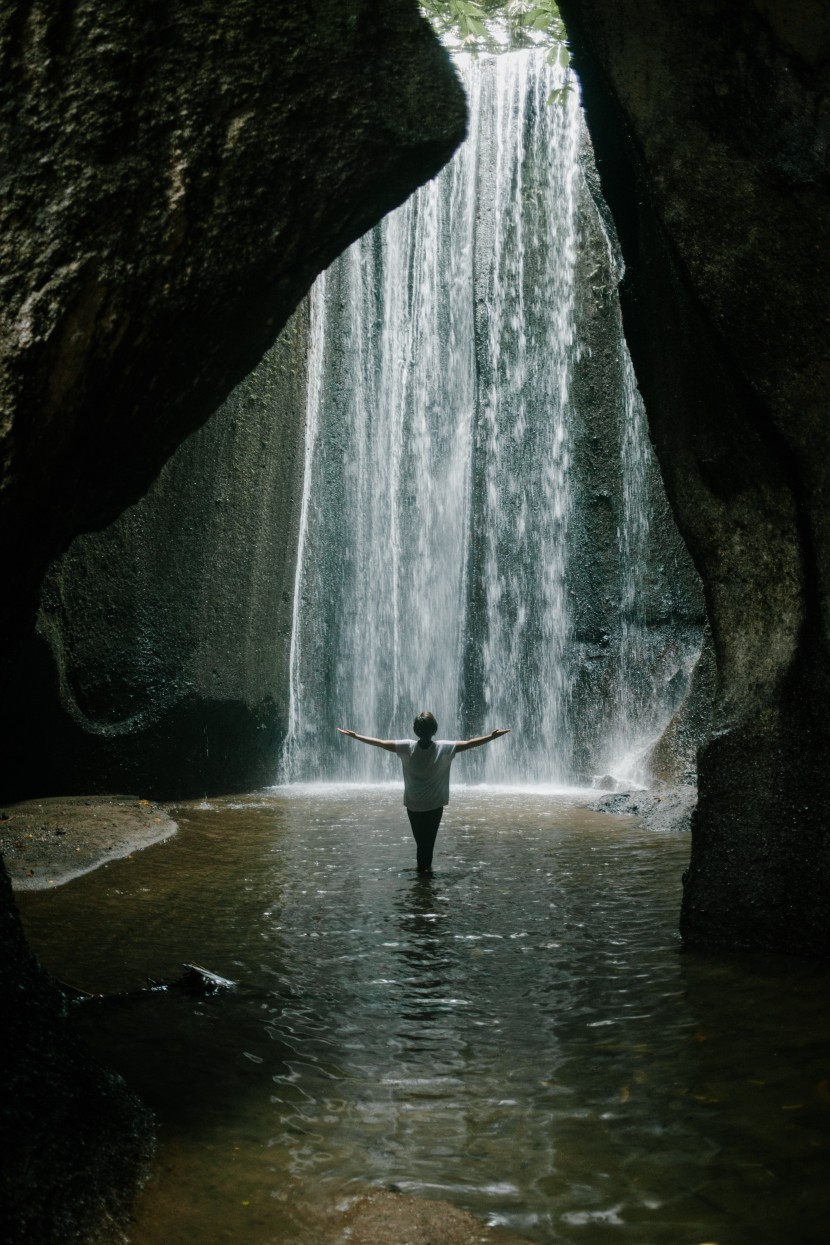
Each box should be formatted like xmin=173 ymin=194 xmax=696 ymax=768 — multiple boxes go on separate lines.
xmin=17 ymin=787 xmax=830 ymax=1244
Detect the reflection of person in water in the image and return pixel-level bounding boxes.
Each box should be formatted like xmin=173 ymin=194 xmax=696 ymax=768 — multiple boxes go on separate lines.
xmin=337 ymin=711 xmax=510 ymax=874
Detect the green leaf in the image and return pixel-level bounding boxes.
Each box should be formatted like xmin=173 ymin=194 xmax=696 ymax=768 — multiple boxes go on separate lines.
xmin=546 ymin=83 xmax=572 ymax=106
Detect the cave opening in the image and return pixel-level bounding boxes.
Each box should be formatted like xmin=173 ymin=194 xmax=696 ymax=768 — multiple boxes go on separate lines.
xmin=1 ymin=29 xmax=705 ymax=806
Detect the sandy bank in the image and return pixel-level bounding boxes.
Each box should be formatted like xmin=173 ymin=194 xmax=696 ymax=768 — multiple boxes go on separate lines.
xmin=328 ymin=1189 xmax=532 ymax=1244
xmin=0 ymin=795 xmax=177 ymax=890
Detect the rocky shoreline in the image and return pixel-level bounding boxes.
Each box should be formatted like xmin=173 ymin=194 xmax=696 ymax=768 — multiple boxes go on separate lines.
xmin=590 ymin=782 xmax=697 ymax=835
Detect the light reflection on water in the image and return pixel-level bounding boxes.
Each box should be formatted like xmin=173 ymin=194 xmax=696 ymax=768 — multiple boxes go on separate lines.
xmin=16 ymin=787 xmax=830 ymax=1245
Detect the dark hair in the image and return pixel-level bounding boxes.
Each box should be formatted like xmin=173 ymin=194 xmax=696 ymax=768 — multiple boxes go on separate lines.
xmin=413 ymin=711 xmax=438 ymax=748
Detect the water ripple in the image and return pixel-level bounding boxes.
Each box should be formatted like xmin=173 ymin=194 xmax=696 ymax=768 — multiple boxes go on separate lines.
xmin=16 ymin=787 xmax=830 ymax=1245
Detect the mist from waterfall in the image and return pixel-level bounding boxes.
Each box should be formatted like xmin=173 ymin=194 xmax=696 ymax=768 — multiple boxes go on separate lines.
xmin=282 ymin=50 xmax=700 ymax=786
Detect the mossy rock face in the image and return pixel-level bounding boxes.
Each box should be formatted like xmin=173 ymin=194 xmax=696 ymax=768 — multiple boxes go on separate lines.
xmin=560 ymin=0 xmax=830 ymax=954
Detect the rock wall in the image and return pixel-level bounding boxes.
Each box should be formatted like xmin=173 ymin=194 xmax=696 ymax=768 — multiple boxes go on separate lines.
xmin=3 ymin=306 xmax=308 ymax=800
xmin=559 ymin=0 xmax=830 ymax=954
xmin=565 ymin=136 xmax=704 ymax=778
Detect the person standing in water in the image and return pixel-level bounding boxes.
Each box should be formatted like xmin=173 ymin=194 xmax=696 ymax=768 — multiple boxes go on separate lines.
xmin=337 ymin=711 xmax=510 ymax=874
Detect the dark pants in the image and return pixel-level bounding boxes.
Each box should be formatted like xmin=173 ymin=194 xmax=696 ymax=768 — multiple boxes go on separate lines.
xmin=406 ymin=806 xmax=444 ymax=872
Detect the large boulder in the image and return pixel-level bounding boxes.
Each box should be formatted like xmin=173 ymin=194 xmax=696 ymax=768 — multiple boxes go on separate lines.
xmin=559 ymin=0 xmax=830 ymax=953
xmin=0 ymin=0 xmax=465 ymax=648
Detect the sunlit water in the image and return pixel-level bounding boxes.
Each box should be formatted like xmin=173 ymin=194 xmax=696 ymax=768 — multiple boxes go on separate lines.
xmin=17 ymin=789 xmax=830 ymax=1244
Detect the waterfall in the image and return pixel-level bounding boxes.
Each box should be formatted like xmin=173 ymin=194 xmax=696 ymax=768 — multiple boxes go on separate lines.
xmin=281 ymin=50 xmax=701 ymax=787
xmin=472 ymin=55 xmax=580 ymax=784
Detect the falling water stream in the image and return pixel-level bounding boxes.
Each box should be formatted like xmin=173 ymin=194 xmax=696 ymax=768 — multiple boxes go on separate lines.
xmin=283 ymin=50 xmax=699 ymax=787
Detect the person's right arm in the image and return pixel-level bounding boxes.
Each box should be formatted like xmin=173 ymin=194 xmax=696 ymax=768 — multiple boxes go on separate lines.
xmin=337 ymin=728 xmax=397 ymax=752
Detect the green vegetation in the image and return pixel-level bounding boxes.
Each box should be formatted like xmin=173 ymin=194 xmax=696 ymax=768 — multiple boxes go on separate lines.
xmin=420 ymin=1 xmax=571 ymax=101
xmin=420 ymin=1 xmax=567 ymax=55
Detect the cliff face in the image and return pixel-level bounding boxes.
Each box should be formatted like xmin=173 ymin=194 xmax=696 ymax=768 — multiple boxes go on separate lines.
xmin=559 ymin=0 xmax=830 ymax=953
xmin=565 ymin=137 xmax=704 ymax=778
xmin=0 ymin=3 xmax=465 ymax=1240
xmin=4 ymin=307 xmax=308 ymax=799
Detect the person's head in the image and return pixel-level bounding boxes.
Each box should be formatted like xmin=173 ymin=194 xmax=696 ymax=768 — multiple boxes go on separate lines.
xmin=413 ymin=711 xmax=438 ymax=747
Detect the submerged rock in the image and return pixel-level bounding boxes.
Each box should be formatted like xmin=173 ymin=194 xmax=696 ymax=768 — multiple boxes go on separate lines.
xmin=64 ymin=962 xmax=237 ymax=1004
xmin=591 ymin=784 xmax=698 ymax=835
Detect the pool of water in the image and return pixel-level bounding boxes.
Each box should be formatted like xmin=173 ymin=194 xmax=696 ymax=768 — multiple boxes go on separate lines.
xmin=16 ymin=786 xmax=830 ymax=1244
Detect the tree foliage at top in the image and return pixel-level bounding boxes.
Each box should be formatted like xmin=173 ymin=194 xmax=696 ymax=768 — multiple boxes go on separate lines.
xmin=420 ymin=1 xmax=571 ymax=103
xmin=420 ymin=0 xmax=567 ymax=56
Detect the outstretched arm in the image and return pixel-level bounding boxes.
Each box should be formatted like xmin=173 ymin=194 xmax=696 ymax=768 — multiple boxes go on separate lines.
xmin=337 ymin=728 xmax=397 ymax=753
xmin=455 ymin=728 xmax=511 ymax=753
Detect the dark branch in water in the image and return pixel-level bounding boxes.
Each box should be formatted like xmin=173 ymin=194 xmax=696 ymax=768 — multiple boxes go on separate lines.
xmin=58 ymin=962 xmax=236 ymax=1005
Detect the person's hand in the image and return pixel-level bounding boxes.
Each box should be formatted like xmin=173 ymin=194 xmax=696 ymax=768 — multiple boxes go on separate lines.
xmin=491 ymin=727 xmax=511 ymax=738
xmin=337 ymin=727 xmax=356 ymax=738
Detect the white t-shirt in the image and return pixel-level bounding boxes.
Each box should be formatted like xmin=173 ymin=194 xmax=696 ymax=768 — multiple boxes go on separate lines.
xmin=394 ymin=739 xmax=458 ymax=811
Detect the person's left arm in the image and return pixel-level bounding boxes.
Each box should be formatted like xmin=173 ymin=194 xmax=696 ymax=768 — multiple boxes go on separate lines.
xmin=455 ymin=728 xmax=511 ymax=753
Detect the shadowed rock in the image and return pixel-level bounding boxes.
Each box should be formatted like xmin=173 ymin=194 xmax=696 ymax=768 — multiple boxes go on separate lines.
xmin=0 ymin=0 xmax=466 ymax=650
xmin=559 ymin=0 xmax=830 ymax=954
xmin=0 ymin=2 xmax=465 ymax=1240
